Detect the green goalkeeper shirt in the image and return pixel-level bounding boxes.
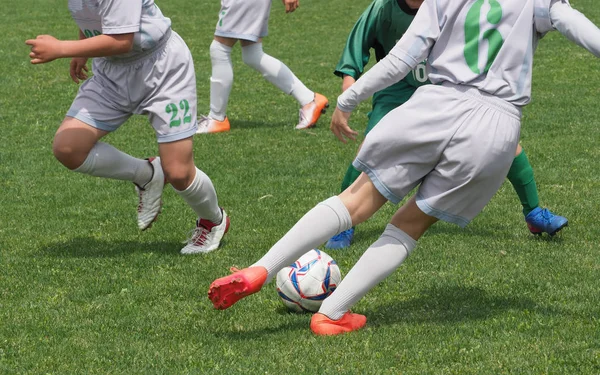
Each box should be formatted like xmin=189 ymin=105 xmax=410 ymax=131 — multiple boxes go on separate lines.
xmin=334 ymin=0 xmax=429 ymax=103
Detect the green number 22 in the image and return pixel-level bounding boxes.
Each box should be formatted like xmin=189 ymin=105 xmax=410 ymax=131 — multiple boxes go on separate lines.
xmin=165 ymin=99 xmax=192 ymax=128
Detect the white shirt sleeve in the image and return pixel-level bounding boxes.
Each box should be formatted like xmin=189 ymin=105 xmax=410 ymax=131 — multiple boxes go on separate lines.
xmin=550 ymin=1 xmax=600 ymax=58
xmin=337 ymin=56 xmax=413 ymax=112
xmin=99 ymin=0 xmax=142 ymax=34
xmin=336 ymin=0 xmax=440 ymax=112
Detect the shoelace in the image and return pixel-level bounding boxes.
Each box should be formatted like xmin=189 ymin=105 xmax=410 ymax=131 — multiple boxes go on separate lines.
xmin=136 ymin=187 xmax=145 ymax=213
xmin=187 ymin=224 xmax=210 ymax=246
xmin=197 ymin=115 xmax=212 ymax=130
xmin=539 ymin=208 xmax=554 ymax=224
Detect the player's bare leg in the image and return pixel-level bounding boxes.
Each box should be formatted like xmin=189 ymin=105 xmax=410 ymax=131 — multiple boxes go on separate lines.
xmin=159 ymin=138 xmax=229 ymax=254
xmin=53 ymin=117 xmax=160 ymax=229
xmin=312 ymin=197 xmax=438 ymax=335
xmin=208 ymin=173 xmax=386 ymax=310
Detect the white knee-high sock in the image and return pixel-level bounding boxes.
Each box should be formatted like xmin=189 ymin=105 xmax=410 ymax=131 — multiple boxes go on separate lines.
xmin=174 ymin=167 xmax=223 ymax=224
xmin=209 ymin=40 xmax=233 ymax=122
xmin=73 ymin=142 xmax=153 ymax=187
xmin=319 ymin=224 xmax=417 ymax=320
xmin=252 ymin=196 xmax=352 ymax=283
xmin=241 ymin=43 xmax=314 ymax=106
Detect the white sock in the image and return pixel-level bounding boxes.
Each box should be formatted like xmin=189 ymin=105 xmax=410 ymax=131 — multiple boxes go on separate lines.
xmin=209 ymin=40 xmax=233 ymax=122
xmin=174 ymin=167 xmax=222 ymax=223
xmin=73 ymin=142 xmax=153 ymax=187
xmin=252 ymin=196 xmax=352 ymax=283
xmin=241 ymin=43 xmax=314 ymax=106
xmin=318 ymin=224 xmax=417 ymax=320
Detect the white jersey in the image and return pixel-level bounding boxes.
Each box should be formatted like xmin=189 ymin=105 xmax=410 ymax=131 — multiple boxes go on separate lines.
xmin=389 ymin=0 xmax=570 ymax=106
xmin=68 ymin=0 xmax=172 ymax=60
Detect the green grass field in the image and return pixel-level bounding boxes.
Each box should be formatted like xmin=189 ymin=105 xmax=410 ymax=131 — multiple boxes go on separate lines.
xmin=1 ymin=0 xmax=600 ymax=373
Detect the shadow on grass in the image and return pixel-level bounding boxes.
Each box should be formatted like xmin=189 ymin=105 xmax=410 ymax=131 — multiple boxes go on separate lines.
xmin=40 ymin=236 xmax=183 ymax=258
xmin=366 ymin=283 xmax=561 ymax=327
xmin=209 ymin=284 xmax=564 ymax=339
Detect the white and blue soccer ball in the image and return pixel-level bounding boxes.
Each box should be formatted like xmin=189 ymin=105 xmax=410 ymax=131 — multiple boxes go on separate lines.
xmin=276 ymin=249 xmax=342 ymax=313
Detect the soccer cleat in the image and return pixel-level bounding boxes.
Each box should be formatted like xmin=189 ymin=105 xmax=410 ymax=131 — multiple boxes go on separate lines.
xmin=196 ymin=115 xmax=231 ymax=134
xmin=310 ymin=312 xmax=367 ymax=336
xmin=208 ymin=266 xmax=268 ymax=310
xmin=525 ymin=207 xmax=569 ymax=236
xmin=181 ymin=209 xmax=230 ymax=254
xmin=296 ymin=93 xmax=329 ymax=129
xmin=135 ymin=157 xmax=165 ymax=230
xmin=325 ymin=228 xmax=355 ymax=250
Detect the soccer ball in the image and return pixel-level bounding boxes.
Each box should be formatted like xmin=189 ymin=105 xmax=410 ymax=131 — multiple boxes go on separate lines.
xmin=276 ymin=249 xmax=342 ymax=313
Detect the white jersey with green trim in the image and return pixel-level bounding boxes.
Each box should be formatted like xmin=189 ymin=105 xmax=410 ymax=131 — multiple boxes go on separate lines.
xmin=68 ymin=0 xmax=172 ymax=60
xmin=389 ymin=0 xmax=570 ymax=106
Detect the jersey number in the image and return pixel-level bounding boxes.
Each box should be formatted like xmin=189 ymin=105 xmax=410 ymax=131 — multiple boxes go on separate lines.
xmin=165 ymin=99 xmax=192 ymax=128
xmin=464 ymin=0 xmax=504 ymax=74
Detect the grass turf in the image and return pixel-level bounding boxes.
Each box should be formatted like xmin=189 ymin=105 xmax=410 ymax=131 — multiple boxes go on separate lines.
xmin=1 ymin=0 xmax=599 ymax=373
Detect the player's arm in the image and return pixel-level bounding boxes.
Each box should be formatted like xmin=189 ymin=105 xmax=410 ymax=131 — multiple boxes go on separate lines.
xmin=69 ymin=30 xmax=90 ymax=84
xmin=550 ymin=1 xmax=600 ymax=57
xmin=26 ymin=33 xmax=134 ymax=64
xmin=331 ymin=0 xmax=440 ymax=143
xmin=334 ymin=2 xmax=381 ymax=90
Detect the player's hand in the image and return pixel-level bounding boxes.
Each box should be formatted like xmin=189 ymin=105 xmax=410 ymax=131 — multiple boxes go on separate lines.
xmin=25 ymin=35 xmax=64 ymax=64
xmin=69 ymin=57 xmax=89 ymax=83
xmin=330 ymin=108 xmax=358 ymax=143
xmin=282 ymin=0 xmax=299 ymax=13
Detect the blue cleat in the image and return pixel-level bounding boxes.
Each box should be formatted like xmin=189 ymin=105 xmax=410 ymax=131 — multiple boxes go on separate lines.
xmin=325 ymin=228 xmax=355 ymax=249
xmin=525 ymin=207 xmax=568 ymax=236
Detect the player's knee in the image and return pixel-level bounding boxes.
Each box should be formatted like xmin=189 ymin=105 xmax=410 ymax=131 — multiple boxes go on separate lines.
xmin=52 ymin=138 xmax=86 ymax=170
xmin=241 ymin=45 xmax=263 ymax=70
xmin=162 ymin=163 xmax=194 ymax=190
xmin=210 ymin=40 xmax=232 ymax=63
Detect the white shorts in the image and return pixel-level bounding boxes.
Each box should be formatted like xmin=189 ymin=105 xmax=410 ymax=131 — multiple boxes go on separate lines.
xmin=67 ymin=30 xmax=198 ymax=143
xmin=354 ymin=84 xmax=521 ymax=227
xmin=214 ymin=0 xmax=271 ymax=42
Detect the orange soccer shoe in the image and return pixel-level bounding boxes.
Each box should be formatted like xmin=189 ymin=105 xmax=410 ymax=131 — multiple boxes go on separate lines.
xmin=296 ymin=93 xmax=329 ymax=129
xmin=208 ymin=266 xmax=268 ymax=310
xmin=196 ymin=115 xmax=231 ymax=134
xmin=310 ymin=312 xmax=367 ymax=336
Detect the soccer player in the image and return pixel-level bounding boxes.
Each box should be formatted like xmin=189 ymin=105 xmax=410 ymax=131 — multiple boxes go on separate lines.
xmin=208 ymin=0 xmax=600 ymax=335
xmin=325 ymin=0 xmax=568 ymax=250
xmin=26 ymin=0 xmax=229 ymax=254
xmin=195 ymin=0 xmax=329 ymax=134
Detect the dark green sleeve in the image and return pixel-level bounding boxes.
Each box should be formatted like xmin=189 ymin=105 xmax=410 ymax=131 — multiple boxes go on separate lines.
xmin=334 ymin=1 xmax=381 ymax=80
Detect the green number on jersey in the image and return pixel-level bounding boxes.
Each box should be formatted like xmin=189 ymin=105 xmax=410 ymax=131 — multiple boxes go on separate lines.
xmin=464 ymin=0 xmax=504 ymax=74
xmin=165 ymin=100 xmax=192 ymax=128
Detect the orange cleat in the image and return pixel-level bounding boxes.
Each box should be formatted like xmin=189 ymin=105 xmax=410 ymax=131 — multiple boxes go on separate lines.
xmin=296 ymin=93 xmax=329 ymax=129
xmin=208 ymin=266 xmax=268 ymax=310
xmin=196 ymin=115 xmax=231 ymax=134
xmin=310 ymin=312 xmax=367 ymax=336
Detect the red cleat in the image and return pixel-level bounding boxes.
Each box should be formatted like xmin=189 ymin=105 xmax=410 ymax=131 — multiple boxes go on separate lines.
xmin=310 ymin=312 xmax=367 ymax=336
xmin=208 ymin=266 xmax=268 ymax=310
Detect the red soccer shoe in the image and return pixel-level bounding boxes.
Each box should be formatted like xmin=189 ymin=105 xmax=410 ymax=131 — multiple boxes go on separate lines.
xmin=208 ymin=266 xmax=268 ymax=310
xmin=310 ymin=312 xmax=367 ymax=336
